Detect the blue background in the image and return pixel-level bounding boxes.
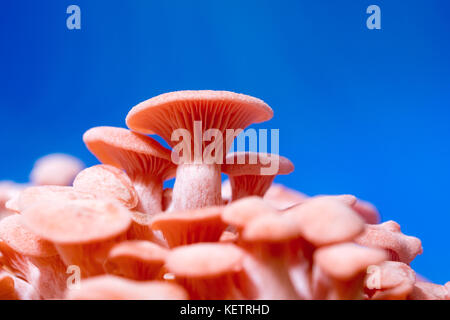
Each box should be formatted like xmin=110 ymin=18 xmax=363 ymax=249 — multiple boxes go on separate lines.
xmin=1 ymin=1 xmax=449 ymax=283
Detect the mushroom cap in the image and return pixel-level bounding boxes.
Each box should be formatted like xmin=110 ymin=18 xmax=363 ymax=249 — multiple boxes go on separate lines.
xmin=222 ymin=197 xmax=277 ymax=229
xmin=284 ymin=198 xmax=365 ymax=247
xmin=352 ymin=199 xmax=380 ymax=224
xmin=165 ymin=243 xmax=245 ymax=278
xmin=126 ymin=90 xmax=273 ymax=146
xmin=0 ymin=215 xmax=58 ymax=258
xmin=366 ymin=261 xmax=416 ymax=300
xmin=223 ymin=152 xmax=294 ymax=176
xmin=16 ymin=185 xmax=96 ymax=212
xmin=73 ymin=164 xmax=139 ymax=209
xmin=22 ymin=199 xmax=132 ymax=245
xmin=107 ymin=240 xmax=168 ymax=264
xmin=314 ymin=243 xmax=387 ymax=280
xmin=30 ymin=153 xmax=84 ymax=186
xmin=66 ymin=275 xmax=188 ymax=300
xmin=355 ymin=220 xmax=423 ymax=264
xmin=242 ymin=213 xmax=302 ymax=242
xmin=151 ymin=206 xmax=227 ymax=247
xmin=409 ymin=281 xmax=450 ymax=300
xmin=83 ymin=126 xmax=176 ymax=180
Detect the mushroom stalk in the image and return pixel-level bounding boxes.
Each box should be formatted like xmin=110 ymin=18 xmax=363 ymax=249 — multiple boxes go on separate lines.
xmin=133 ymin=176 xmax=163 ymax=215
xmin=170 ymin=163 xmax=221 ymax=211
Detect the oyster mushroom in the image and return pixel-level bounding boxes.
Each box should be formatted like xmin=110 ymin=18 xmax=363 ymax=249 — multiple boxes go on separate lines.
xmin=151 ymin=206 xmax=227 ymax=248
xmin=165 ymin=243 xmax=256 ymax=299
xmin=65 ymin=275 xmax=188 ymax=300
xmin=364 ymin=261 xmax=416 ymax=300
xmin=0 ymin=215 xmax=67 ymax=299
xmin=22 ymin=199 xmax=131 ymax=277
xmin=222 ymin=152 xmax=294 ymax=201
xmin=126 ymin=90 xmax=273 ymax=210
xmin=73 ymin=164 xmax=138 ymax=209
xmin=312 ymin=243 xmax=387 ymax=300
xmin=104 ymin=240 xmax=168 ymax=280
xmin=0 ymin=271 xmax=39 ymax=300
xmin=355 ymin=220 xmax=423 ymax=264
xmin=30 ymin=153 xmax=84 ymax=186
xmin=83 ymin=126 xmax=176 ymax=215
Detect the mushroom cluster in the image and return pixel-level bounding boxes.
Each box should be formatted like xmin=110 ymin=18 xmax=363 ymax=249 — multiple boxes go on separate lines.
xmin=0 ymin=90 xmax=449 ymax=300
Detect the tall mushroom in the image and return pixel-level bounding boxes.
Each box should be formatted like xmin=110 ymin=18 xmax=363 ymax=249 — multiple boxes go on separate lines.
xmin=222 ymin=152 xmax=294 ymax=201
xmin=83 ymin=126 xmax=176 ymax=215
xmin=126 ymin=90 xmax=273 ymax=210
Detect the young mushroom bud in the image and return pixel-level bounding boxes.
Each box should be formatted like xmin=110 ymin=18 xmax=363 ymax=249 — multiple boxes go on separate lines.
xmin=126 ymin=90 xmax=273 ymax=210
xmin=222 ymin=152 xmax=294 ymax=201
xmin=30 ymin=154 xmax=84 ymax=186
xmin=83 ymin=127 xmax=176 ymax=215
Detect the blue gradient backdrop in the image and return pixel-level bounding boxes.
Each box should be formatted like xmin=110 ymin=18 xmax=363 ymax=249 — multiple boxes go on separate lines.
xmin=1 ymin=1 xmax=449 ymax=283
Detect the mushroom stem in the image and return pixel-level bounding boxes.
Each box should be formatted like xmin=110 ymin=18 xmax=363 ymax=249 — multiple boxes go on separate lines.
xmin=133 ymin=177 xmax=163 ymax=215
xmin=170 ymin=163 xmax=221 ymax=211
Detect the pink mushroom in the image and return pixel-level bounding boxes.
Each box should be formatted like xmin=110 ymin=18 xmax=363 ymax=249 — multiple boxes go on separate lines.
xmin=83 ymin=126 xmax=176 ymax=215
xmin=355 ymin=220 xmax=423 ymax=264
xmin=408 ymin=281 xmax=450 ymax=300
xmin=73 ymin=164 xmax=139 ymax=209
xmin=126 ymin=90 xmax=273 ymax=210
xmin=364 ymin=261 xmax=416 ymax=300
xmin=312 ymin=243 xmax=387 ymax=299
xmin=22 ymin=199 xmax=131 ymax=277
xmin=104 ymin=240 xmax=168 ymax=280
xmin=0 ymin=271 xmax=39 ymax=300
xmin=30 ymin=153 xmax=84 ymax=186
xmin=151 ymin=206 xmax=227 ymax=247
xmin=0 ymin=215 xmax=67 ymax=299
xmin=8 ymin=185 xmax=95 ymax=213
xmin=165 ymin=243 xmax=256 ymax=299
xmin=222 ymin=152 xmax=294 ymax=201
xmin=65 ymin=275 xmax=188 ymax=300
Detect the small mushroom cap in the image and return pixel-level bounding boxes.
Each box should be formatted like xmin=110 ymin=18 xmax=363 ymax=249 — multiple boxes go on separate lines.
xmin=66 ymin=275 xmax=188 ymax=300
xmin=409 ymin=281 xmax=450 ymax=300
xmin=314 ymin=243 xmax=387 ymax=280
xmin=83 ymin=126 xmax=176 ymax=180
xmin=223 ymin=152 xmax=294 ymax=176
xmin=285 ymin=198 xmax=365 ymax=246
xmin=355 ymin=220 xmax=423 ymax=264
xmin=126 ymin=90 xmax=273 ymax=145
xmin=0 ymin=181 xmax=24 ymax=209
xmin=0 ymin=215 xmax=58 ymax=257
xmin=222 ymin=196 xmax=277 ymax=229
xmin=165 ymin=243 xmax=245 ymax=278
xmin=365 ymin=261 xmax=416 ymax=300
xmin=151 ymin=206 xmax=227 ymax=247
xmin=16 ymin=185 xmax=95 ymax=212
xmin=352 ymin=199 xmax=381 ymax=224
xmin=107 ymin=240 xmax=168 ymax=263
xmin=22 ymin=199 xmax=131 ymax=244
xmin=0 ymin=271 xmax=16 ymax=300
xmin=73 ymin=164 xmax=138 ymax=209
xmin=242 ymin=213 xmax=302 ymax=242
xmin=30 ymin=153 xmax=84 ymax=186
